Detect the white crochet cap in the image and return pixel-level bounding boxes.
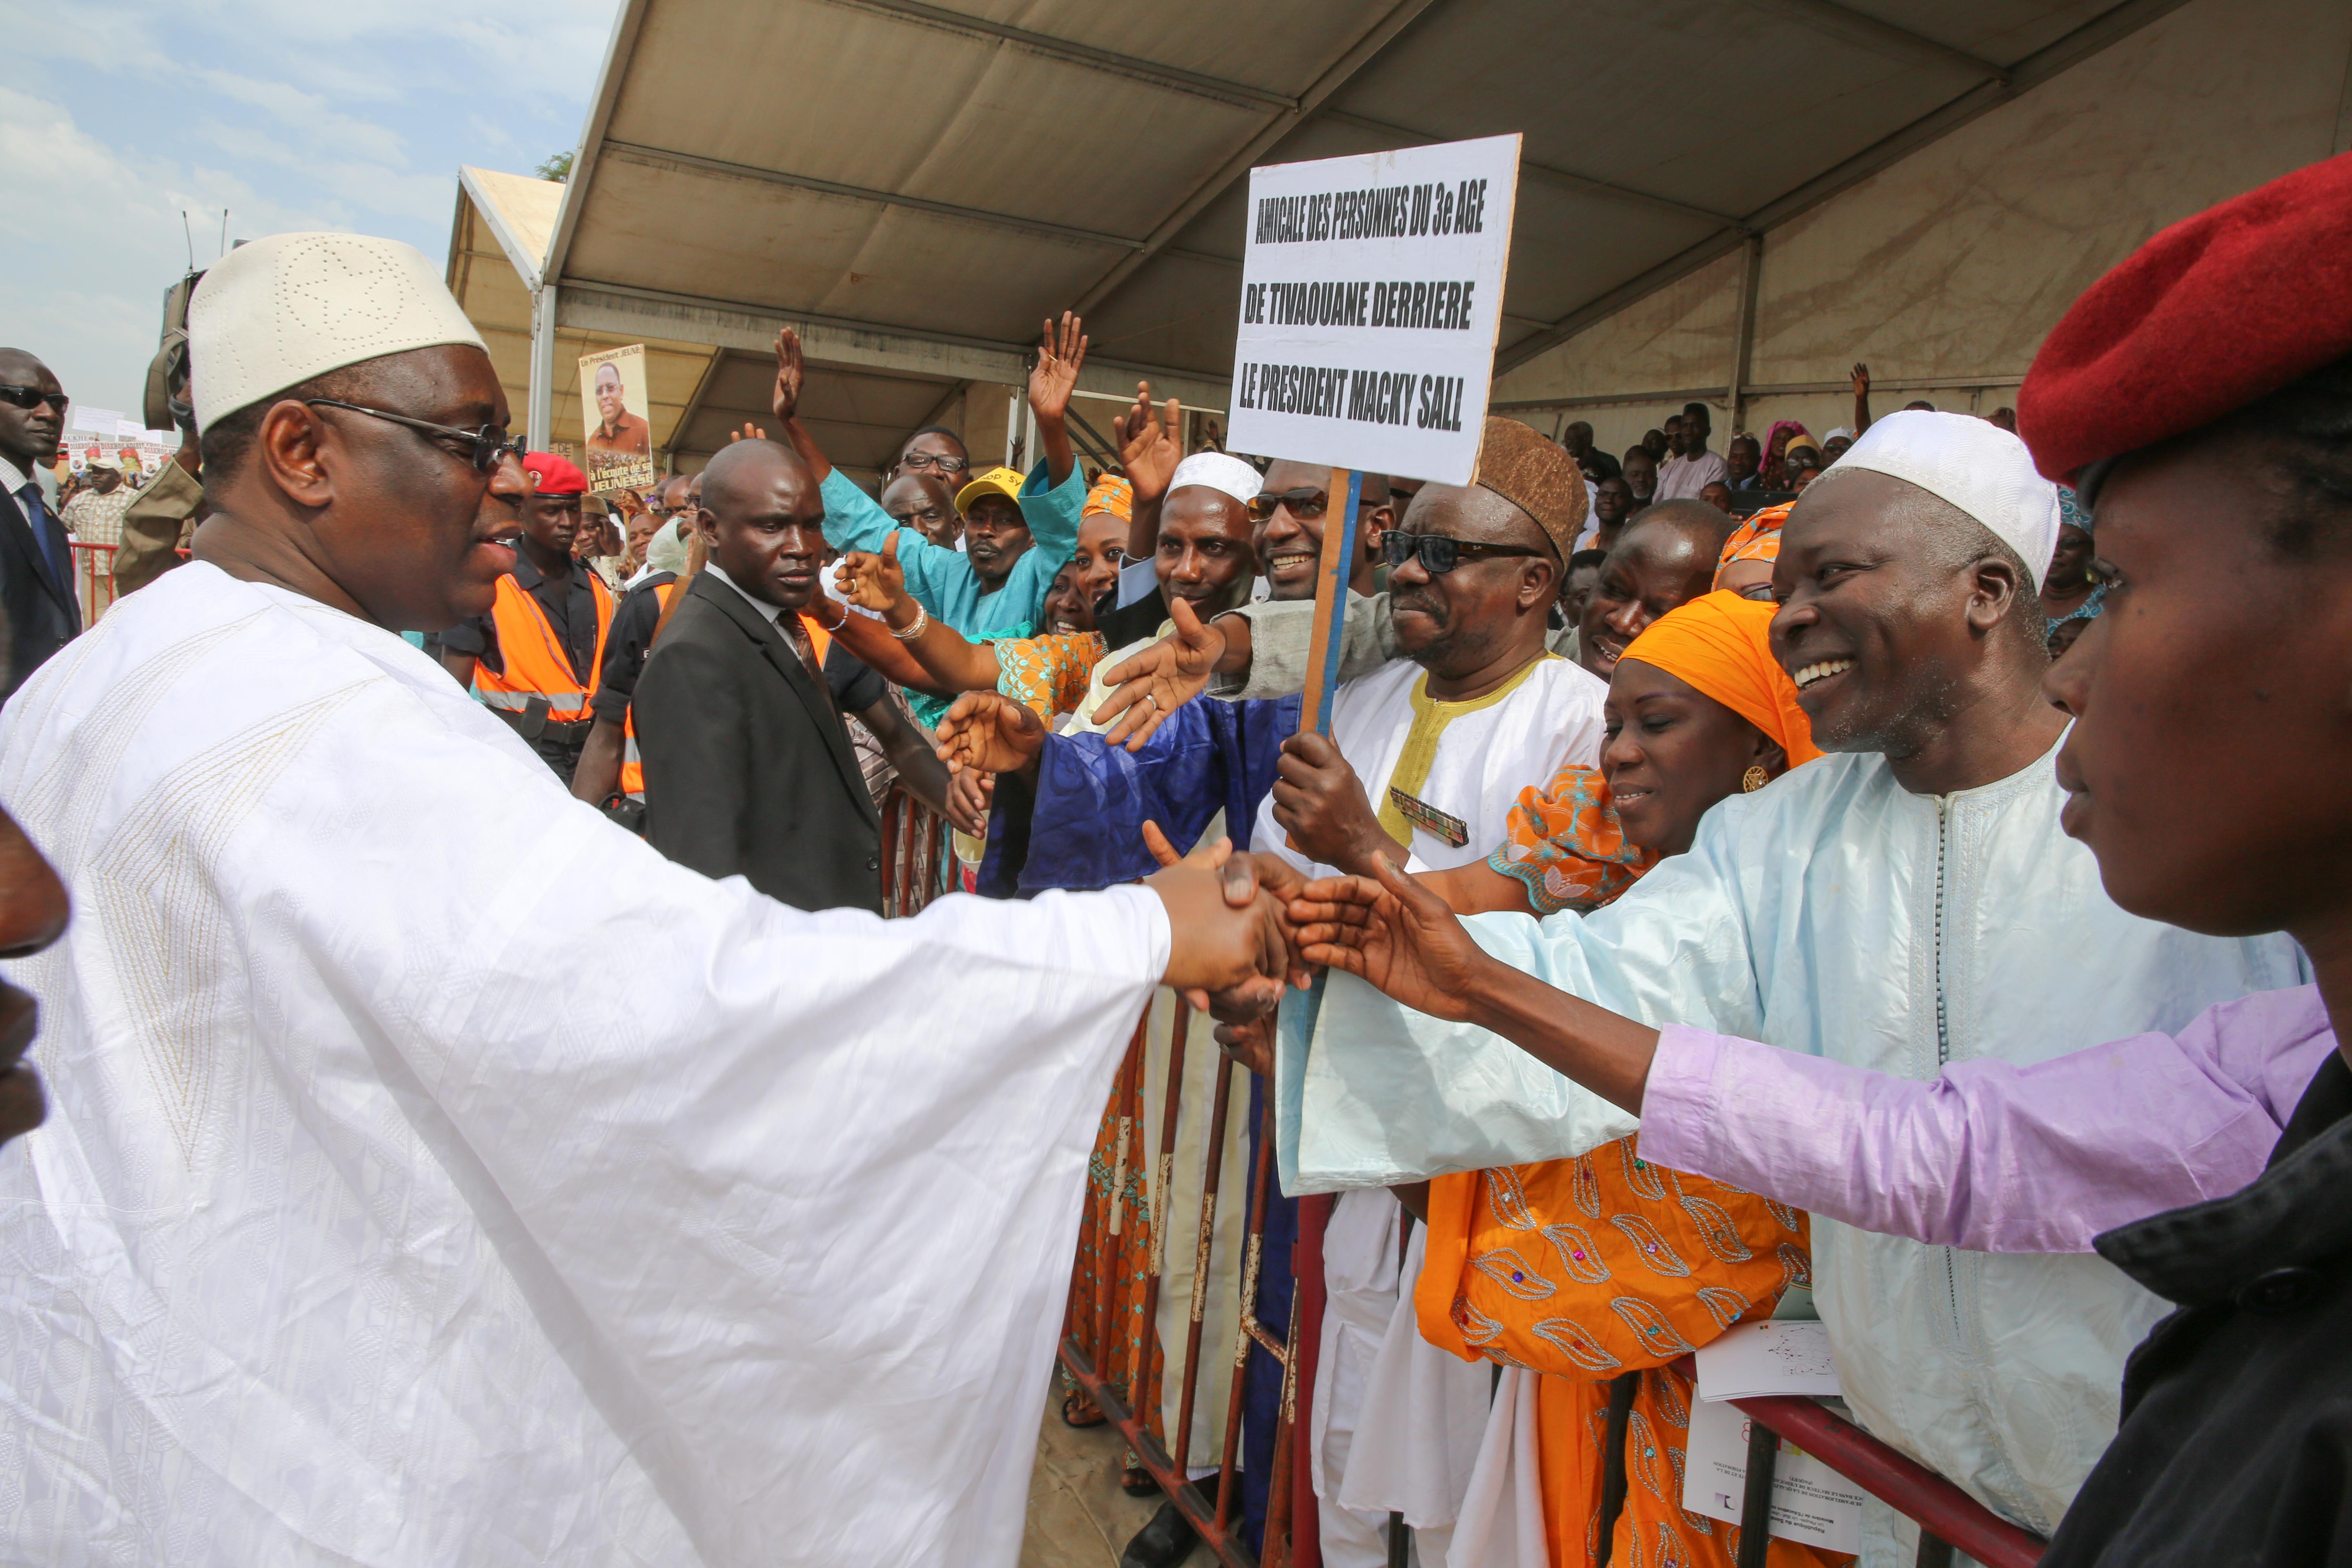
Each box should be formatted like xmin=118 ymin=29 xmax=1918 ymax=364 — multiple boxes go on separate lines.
xmin=1169 ymin=451 xmax=1263 ymax=506
xmin=1813 ymin=410 xmax=2061 ymax=588
xmin=188 ymin=232 xmax=488 ymax=434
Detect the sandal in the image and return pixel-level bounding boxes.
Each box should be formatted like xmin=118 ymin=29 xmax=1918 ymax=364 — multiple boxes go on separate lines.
xmin=1120 ymin=1463 xmax=1158 ymax=1497
xmin=1061 ymin=1390 xmax=1106 ymax=1428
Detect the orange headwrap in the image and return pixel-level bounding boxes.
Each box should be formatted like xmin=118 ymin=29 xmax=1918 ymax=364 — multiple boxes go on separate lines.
xmin=1082 ymin=474 xmax=1134 ymax=522
xmin=1618 ymin=588 xmax=1820 ymax=765
xmin=1710 ymin=500 xmax=1793 ymax=589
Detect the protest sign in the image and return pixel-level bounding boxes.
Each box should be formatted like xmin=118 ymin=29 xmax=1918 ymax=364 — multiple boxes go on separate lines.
xmin=578 ymin=344 xmax=655 ymax=494
xmin=1226 ymin=133 xmax=1519 ymax=486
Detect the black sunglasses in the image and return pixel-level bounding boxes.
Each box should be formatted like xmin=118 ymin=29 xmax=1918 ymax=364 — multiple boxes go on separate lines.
xmin=1245 ymin=487 xmax=1327 ymax=523
xmin=0 ymin=386 xmax=69 ymax=414
xmin=898 ymin=450 xmax=970 ymax=475
xmin=1382 ymin=531 xmax=1546 ymax=575
xmin=304 ymin=398 xmax=523 ymax=474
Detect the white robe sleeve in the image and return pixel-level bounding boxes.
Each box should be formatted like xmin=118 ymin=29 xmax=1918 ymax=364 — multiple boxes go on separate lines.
xmin=1277 ymin=804 xmax=1766 ymax=1192
xmin=0 ymin=574 xmax=1167 ymax=1568
xmin=328 ymin=728 xmax=1168 ymax=1566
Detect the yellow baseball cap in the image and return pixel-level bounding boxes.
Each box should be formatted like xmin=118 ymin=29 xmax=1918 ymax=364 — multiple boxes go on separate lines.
xmin=955 ymin=465 xmax=1026 ymax=514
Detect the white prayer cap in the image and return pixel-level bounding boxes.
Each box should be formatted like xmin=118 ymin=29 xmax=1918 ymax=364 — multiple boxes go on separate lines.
xmin=1824 ymin=425 xmax=1855 ymax=443
xmin=1169 ymin=451 xmax=1263 ymax=507
xmin=1814 ymin=410 xmax=2061 ymax=587
xmin=188 ymin=232 xmax=488 ymax=434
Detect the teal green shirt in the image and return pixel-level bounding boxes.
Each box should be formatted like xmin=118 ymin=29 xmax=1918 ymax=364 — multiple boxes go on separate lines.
xmin=820 ymin=459 xmax=1085 ymax=725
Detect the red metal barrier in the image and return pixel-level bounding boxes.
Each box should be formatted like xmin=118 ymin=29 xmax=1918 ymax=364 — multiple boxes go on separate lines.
xmin=1058 ymin=1006 xmax=1298 ymax=1568
xmin=1732 ymin=1393 xmax=2047 ymax=1568
xmin=877 ymin=788 xmax=953 ymax=916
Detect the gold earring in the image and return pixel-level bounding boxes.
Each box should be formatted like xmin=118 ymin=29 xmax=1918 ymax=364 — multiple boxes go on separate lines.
xmin=1742 ymin=765 xmax=1769 ymax=793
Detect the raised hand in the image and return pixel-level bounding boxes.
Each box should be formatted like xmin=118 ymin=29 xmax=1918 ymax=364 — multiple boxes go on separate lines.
xmin=1850 ymin=362 xmax=1869 ymax=396
xmin=1029 ymin=312 xmax=1087 ymax=428
xmin=835 ymin=534 xmax=911 ymax=621
xmin=1270 ymin=731 xmax=1401 ymax=874
xmin=1288 ymin=854 xmax=1487 ymax=1023
xmin=1111 ymin=382 xmax=1184 ymax=506
xmin=1095 ymin=597 xmax=1226 ymax=750
xmin=771 ymin=328 xmax=806 ymax=424
xmin=934 ymin=690 xmax=1047 ymax=777
xmin=727 ymin=420 xmax=768 ymax=443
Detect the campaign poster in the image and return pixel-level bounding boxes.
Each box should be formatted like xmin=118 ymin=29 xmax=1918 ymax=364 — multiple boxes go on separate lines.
xmin=1226 ymin=134 xmax=1520 ymax=486
xmin=578 ymin=343 xmax=655 ymax=494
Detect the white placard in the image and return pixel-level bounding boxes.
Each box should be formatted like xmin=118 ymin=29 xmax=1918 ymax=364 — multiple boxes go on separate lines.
xmin=69 ymin=405 xmax=124 ymax=435
xmin=1225 ymin=133 xmax=1520 ymax=486
xmin=1682 ymin=1397 xmax=1867 ymax=1552
xmin=1693 ymin=1320 xmax=1843 ymax=1402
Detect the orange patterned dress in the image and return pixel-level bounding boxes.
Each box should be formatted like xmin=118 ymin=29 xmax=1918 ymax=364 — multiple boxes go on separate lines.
xmin=1061 ymin=1031 xmax=1164 ymax=1448
xmin=1417 ymin=1147 xmax=1847 ymax=1568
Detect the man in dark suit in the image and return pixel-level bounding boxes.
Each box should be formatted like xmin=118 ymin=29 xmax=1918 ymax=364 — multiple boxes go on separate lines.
xmin=633 ymin=438 xmax=972 ymax=913
xmin=0 ymin=350 xmax=82 ymax=700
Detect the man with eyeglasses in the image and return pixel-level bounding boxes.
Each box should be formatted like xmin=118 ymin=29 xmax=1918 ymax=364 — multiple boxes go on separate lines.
xmin=0 ymin=350 xmax=81 ymax=701
xmin=1216 ymin=418 xmax=1609 ymax=1566
xmin=888 ymin=424 xmax=971 ymax=485
xmin=1251 ymin=459 xmax=1391 ymax=601
xmin=0 ymin=232 xmax=1302 ymax=1567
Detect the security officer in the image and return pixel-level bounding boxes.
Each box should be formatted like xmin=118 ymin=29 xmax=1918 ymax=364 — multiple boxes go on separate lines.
xmin=441 ymin=451 xmax=612 ymax=780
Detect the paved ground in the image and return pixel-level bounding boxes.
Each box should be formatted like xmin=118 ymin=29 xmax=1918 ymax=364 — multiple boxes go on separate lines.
xmin=1018 ymin=1381 xmax=1169 ymax=1568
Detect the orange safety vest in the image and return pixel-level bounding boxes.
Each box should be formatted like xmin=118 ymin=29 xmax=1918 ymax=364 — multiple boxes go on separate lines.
xmin=473 ymin=568 xmax=614 ymax=726
xmin=621 ymin=596 xmax=833 ymax=800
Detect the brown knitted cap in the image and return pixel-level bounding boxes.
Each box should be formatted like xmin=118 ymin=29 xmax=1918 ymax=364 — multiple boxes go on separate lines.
xmin=1472 ymin=416 xmax=1586 ymax=561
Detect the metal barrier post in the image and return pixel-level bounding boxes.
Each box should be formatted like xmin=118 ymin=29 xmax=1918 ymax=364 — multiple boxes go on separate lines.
xmin=1172 ymin=1051 xmax=1236 ymax=1476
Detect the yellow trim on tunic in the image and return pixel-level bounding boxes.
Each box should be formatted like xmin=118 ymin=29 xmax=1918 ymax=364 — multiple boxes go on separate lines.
xmin=1374 ymin=653 xmax=1560 ymax=847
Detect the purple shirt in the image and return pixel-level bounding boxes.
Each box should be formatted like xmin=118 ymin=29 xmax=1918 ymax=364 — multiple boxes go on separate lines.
xmin=1639 ymin=984 xmax=2336 ymax=1253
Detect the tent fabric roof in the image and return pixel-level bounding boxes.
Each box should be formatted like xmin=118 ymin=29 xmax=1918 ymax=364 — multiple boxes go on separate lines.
xmin=552 ymin=0 xmax=2185 ymax=370
xmin=455 ymin=0 xmax=2195 ymax=474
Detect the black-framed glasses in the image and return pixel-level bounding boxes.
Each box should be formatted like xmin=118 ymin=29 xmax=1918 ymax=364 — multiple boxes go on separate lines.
xmin=303 ymin=398 xmax=523 ymax=474
xmin=0 ymin=386 xmax=69 ymax=414
xmin=1246 ymin=487 xmax=1327 ymax=524
xmin=1382 ymin=531 xmax=1545 ymax=575
xmin=899 ymin=451 xmax=970 ymax=475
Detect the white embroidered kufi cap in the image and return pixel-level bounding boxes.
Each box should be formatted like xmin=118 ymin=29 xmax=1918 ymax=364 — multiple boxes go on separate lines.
xmin=188 ymin=232 xmax=488 ymax=434
xmin=1811 ymin=410 xmax=2061 ymax=588
xmin=1169 ymin=451 xmax=1263 ymax=506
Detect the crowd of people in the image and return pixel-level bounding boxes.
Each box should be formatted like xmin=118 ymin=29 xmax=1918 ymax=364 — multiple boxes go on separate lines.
xmin=0 ymin=149 xmax=2345 ymax=1568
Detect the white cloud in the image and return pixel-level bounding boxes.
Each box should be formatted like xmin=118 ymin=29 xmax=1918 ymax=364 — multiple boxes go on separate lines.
xmin=0 ymin=0 xmax=621 ymax=412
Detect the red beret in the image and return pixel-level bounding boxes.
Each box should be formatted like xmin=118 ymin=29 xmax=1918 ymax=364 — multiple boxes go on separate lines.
xmin=522 ymin=451 xmax=590 ymax=496
xmin=2018 ymin=150 xmax=2352 ymax=485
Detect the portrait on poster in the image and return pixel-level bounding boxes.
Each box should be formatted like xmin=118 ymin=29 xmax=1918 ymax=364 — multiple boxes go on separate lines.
xmin=579 ymin=344 xmax=655 ymax=493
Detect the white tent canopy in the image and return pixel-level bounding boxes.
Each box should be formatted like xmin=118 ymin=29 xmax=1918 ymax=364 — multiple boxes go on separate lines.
xmin=449 ymin=0 xmax=2352 ymax=484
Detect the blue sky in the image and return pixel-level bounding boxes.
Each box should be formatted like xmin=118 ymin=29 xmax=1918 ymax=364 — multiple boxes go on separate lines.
xmin=4 ymin=0 xmax=624 ymax=423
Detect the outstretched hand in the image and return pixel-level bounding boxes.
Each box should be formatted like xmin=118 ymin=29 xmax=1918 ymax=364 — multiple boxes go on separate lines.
xmin=1095 ymin=597 xmax=1225 ymax=751
xmin=772 ymin=328 xmax=806 ymax=424
xmin=1112 ymin=382 xmax=1184 ymax=505
xmin=1029 ymin=312 xmax=1087 ymax=428
xmin=934 ymin=690 xmax=1047 ymax=776
xmin=1288 ymin=853 xmax=1490 ymax=1023
xmin=835 ymin=534 xmax=910 ymax=618
xmin=1850 ymin=361 xmax=1869 ymax=396
xmin=728 ymin=421 xmax=768 ymax=443
xmin=1140 ymin=821 xmax=1315 ymax=1022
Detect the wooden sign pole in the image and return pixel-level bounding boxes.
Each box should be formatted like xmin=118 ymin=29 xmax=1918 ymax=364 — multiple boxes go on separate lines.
xmin=1297 ymin=467 xmax=1364 ymax=738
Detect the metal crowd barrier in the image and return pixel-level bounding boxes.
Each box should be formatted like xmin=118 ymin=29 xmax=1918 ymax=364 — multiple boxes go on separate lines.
xmin=877 ymin=788 xmax=955 ymax=916
xmin=1053 ymin=1006 xmax=2051 ymax=1568
xmin=1056 ymin=1006 xmax=1296 ymax=1568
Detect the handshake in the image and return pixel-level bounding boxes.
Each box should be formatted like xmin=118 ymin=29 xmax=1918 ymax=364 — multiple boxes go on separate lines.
xmin=934 ymin=694 xmax=1499 ymax=1077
